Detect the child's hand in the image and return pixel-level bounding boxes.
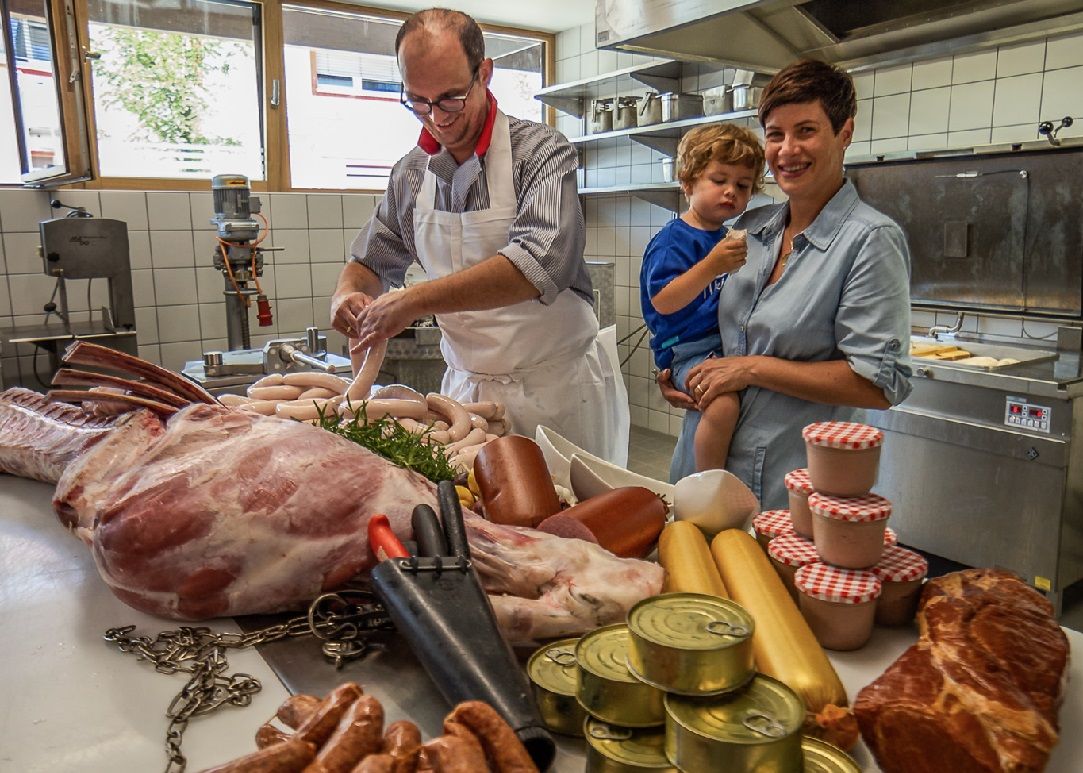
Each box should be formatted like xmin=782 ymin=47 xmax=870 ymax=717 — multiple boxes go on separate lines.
xmin=705 ymin=231 xmax=748 ymax=275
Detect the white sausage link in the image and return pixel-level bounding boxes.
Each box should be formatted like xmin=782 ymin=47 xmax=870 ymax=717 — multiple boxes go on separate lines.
xmin=425 ymin=393 xmax=471 ymax=442
xmin=248 ymin=385 xmax=304 ymax=401
xmin=282 ymin=371 xmax=350 ymax=394
xmin=346 ymin=339 xmax=388 ymax=402
xmin=250 ymin=373 xmax=285 ymax=389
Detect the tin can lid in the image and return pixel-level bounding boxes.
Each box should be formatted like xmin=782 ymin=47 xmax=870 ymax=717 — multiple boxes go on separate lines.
xmin=871 ymin=545 xmax=928 ymax=583
xmin=584 ymin=719 xmax=675 ymax=769
xmin=752 ymin=509 xmax=794 ymax=538
xmin=783 ymin=468 xmax=813 ymax=494
xmin=802 ymin=421 xmax=884 ymax=450
xmin=665 ymin=674 xmax=804 ymax=744
xmin=767 ymin=532 xmax=820 ymax=567
xmin=802 ymin=737 xmax=861 ymax=773
xmin=795 ymin=562 xmax=882 ymax=604
xmin=628 ymin=593 xmax=753 ymax=650
xmin=528 ymin=637 xmax=580 ymax=696
xmin=576 ymin=624 xmax=639 ymax=683
xmin=884 ymin=526 xmax=897 ymax=546
xmin=807 ymin=492 xmax=892 ymax=522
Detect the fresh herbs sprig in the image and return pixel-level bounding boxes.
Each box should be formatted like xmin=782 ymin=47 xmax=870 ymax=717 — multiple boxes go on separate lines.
xmin=317 ymin=400 xmax=458 ymax=483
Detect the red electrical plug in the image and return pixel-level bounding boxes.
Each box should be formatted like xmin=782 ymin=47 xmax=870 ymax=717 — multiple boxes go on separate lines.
xmin=256 ymin=294 xmax=273 ymax=326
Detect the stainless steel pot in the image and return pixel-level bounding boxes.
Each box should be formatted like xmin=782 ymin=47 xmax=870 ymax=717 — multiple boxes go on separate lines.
xmin=615 ymin=96 xmax=640 ymax=131
xmin=702 ymin=86 xmax=733 ymax=117
xmin=731 ymin=85 xmax=764 ymax=111
xmin=640 ymin=92 xmax=663 ymax=126
xmin=589 ymin=98 xmax=614 ymax=134
xmin=661 ymin=93 xmax=704 ymax=122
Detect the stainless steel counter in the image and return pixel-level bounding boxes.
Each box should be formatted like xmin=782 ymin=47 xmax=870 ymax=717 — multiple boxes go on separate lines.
xmin=866 ymin=333 xmax=1083 ymax=612
xmin=4 ymin=475 xmax=1082 ymax=771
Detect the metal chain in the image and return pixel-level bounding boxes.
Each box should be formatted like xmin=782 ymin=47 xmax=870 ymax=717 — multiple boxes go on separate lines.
xmin=103 ymin=589 xmax=393 ymax=773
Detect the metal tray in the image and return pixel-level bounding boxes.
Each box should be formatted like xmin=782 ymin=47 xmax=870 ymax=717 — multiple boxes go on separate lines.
xmin=910 ymin=336 xmax=1058 ymax=371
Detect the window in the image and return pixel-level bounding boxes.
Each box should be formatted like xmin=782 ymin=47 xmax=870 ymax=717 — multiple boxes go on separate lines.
xmin=85 ymin=0 xmax=264 ymax=182
xmin=281 ymin=4 xmax=549 ymax=190
xmin=0 ymin=1 xmax=553 ymax=191
xmin=1 ymin=0 xmax=82 ymax=184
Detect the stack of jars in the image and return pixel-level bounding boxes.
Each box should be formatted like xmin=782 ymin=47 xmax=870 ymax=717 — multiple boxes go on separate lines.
xmin=527 ymin=593 xmax=859 ymax=771
xmin=753 ymin=421 xmax=928 ymax=651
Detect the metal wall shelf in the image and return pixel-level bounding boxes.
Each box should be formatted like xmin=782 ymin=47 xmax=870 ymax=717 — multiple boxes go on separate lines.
xmin=570 ymin=109 xmax=758 ymax=155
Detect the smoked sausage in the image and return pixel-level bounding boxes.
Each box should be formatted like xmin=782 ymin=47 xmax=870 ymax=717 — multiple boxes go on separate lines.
xmin=382 ymin=720 xmax=421 ymax=773
xmin=304 ymin=695 xmax=384 ymax=773
xmin=350 ymin=755 xmax=395 ymax=772
xmin=473 ymin=436 xmax=561 ymax=527
xmin=278 ymin=695 xmax=321 ymax=729
xmin=444 ymin=701 xmax=539 ymax=773
xmin=418 ymin=735 xmax=487 ymax=773
xmin=256 ymin=722 xmax=291 ymax=749
xmin=536 ymin=486 xmax=667 ymax=559
xmin=201 ymin=737 xmax=316 ymax=772
xmin=295 ymin=683 xmax=363 ymax=748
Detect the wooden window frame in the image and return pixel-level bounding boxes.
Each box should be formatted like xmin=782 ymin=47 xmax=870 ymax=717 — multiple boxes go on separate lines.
xmin=40 ymin=0 xmax=554 ymax=193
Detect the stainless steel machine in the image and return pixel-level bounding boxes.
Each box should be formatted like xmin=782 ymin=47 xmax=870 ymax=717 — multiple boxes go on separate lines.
xmin=1 ymin=199 xmax=137 ymax=389
xmin=849 ymin=142 xmax=1083 ymax=613
xmin=182 ymin=175 xmax=350 ymax=395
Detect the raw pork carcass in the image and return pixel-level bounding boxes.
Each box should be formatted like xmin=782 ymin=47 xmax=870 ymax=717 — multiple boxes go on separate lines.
xmin=53 ymin=403 xmax=437 ymax=619
xmin=466 ymin=515 xmax=665 ymax=645
xmin=0 ymin=388 xmax=120 ymax=483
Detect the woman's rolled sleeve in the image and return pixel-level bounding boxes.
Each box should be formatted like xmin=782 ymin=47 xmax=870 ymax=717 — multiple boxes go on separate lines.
xmin=835 ymin=224 xmax=913 ymax=405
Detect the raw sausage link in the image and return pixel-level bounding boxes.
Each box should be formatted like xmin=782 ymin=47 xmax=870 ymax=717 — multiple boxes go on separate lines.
xmin=346 ymin=339 xmax=388 ymax=402
xmin=460 ymin=401 xmax=500 ymax=420
xmin=200 ymin=737 xmax=316 ymax=772
xmin=362 ymin=399 xmax=430 ymax=422
xmin=298 ymin=387 xmax=337 ymax=401
xmin=370 ymin=384 xmax=425 ymax=402
xmin=256 ymin=722 xmax=291 ymax=749
xmin=425 ymin=394 xmax=471 ymax=442
xmin=278 ymin=695 xmax=321 ymax=729
xmin=251 ymin=373 xmax=286 ymax=389
xmin=295 ymin=683 xmax=364 ymax=748
xmin=418 ymin=735 xmax=488 ymax=773
xmin=445 ymin=701 xmax=539 ymax=773
xmin=275 ymin=399 xmax=332 ymax=421
xmin=240 ymin=399 xmax=279 ymax=416
xmin=249 ymin=385 xmax=305 ymax=401
xmin=304 ymin=695 xmax=384 ymax=773
xmin=219 ymin=393 xmax=254 ymax=407
xmin=382 ymin=720 xmax=421 ymax=773
xmin=282 ymin=371 xmax=350 ymax=394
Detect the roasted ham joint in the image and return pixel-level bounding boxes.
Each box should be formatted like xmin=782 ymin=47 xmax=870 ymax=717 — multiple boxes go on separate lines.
xmin=0 ymin=341 xmax=1076 ymax=773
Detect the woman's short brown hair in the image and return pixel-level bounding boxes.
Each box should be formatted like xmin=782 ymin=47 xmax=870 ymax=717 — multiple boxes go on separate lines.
xmin=758 ymin=59 xmax=856 ymax=133
xmin=676 ymin=122 xmax=765 ymax=193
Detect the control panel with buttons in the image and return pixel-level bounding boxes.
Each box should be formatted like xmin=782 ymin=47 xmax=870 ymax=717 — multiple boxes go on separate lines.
xmin=1004 ymin=396 xmax=1051 ymax=433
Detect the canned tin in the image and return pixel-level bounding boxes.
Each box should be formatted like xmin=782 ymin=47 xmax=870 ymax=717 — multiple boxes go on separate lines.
xmin=802 ymin=737 xmax=861 ymax=772
xmin=664 ymin=675 xmax=804 ymax=772
xmin=584 ymin=718 xmax=679 ymax=772
xmin=528 ymin=637 xmax=587 ymax=736
xmin=577 ymin=624 xmax=666 ymax=727
xmin=626 ymin=593 xmax=755 ymax=696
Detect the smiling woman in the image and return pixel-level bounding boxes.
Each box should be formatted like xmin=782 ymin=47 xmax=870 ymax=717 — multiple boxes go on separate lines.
xmin=661 ymin=59 xmax=913 ymax=508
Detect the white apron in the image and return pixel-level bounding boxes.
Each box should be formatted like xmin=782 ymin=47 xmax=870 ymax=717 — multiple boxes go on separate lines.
xmin=413 ymin=109 xmax=628 ymax=464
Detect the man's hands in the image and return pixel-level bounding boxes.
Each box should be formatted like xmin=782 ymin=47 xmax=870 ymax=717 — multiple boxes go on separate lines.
xmin=331 ymin=288 xmax=418 ymax=352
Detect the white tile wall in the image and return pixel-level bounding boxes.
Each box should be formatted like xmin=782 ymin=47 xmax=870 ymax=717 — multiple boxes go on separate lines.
xmin=1 ymin=189 xmax=382 ymax=379
xmin=553 ymin=23 xmax=1083 ymax=433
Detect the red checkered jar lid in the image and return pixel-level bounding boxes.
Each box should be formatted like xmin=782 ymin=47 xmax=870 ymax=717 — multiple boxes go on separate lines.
xmin=884 ymin=526 xmax=898 ymax=546
xmin=802 ymin=421 xmax=884 ymax=450
xmin=808 ymin=492 xmax=892 ymax=523
xmin=767 ymin=532 xmax=820 ymax=567
xmin=871 ymin=545 xmax=928 ymax=583
xmin=783 ymin=468 xmax=813 ymax=494
xmin=795 ymin=562 xmax=882 ymax=604
xmin=752 ymin=509 xmax=794 ymax=538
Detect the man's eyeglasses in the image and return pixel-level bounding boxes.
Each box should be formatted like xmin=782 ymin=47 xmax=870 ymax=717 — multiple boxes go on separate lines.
xmin=400 ymin=69 xmax=479 ymax=116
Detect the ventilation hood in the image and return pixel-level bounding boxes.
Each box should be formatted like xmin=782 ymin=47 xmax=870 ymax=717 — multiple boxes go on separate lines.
xmin=595 ymin=0 xmax=1083 ymax=72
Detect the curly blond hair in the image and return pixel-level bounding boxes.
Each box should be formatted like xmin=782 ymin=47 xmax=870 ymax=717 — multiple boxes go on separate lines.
xmin=676 ymin=123 xmax=765 ymax=193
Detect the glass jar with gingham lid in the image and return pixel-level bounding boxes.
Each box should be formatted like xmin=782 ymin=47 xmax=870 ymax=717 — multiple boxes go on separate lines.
xmin=802 ymin=421 xmax=884 ymax=497
xmin=752 ymin=509 xmax=793 ymax=551
xmin=783 ymin=468 xmax=814 ymax=537
xmin=795 ymin=562 xmax=882 ymax=650
xmin=871 ymin=545 xmax=928 ymax=626
xmin=767 ymin=531 xmax=820 ymax=601
xmin=808 ymin=492 xmax=892 ymax=570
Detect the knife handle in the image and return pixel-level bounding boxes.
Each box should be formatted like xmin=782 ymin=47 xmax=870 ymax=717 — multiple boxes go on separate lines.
xmin=368 ymin=513 xmax=409 ymax=560
xmin=437 ymin=480 xmax=471 ymax=559
xmin=411 ymin=504 xmax=448 ymax=557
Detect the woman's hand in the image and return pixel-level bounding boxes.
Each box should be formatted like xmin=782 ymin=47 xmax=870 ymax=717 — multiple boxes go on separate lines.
xmin=687 ymin=356 xmax=759 ymax=406
xmin=657 ymin=369 xmax=697 ymax=410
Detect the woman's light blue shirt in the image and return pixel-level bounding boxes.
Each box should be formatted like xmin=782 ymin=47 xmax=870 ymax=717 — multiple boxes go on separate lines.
xmin=669 ymin=180 xmax=913 ymax=508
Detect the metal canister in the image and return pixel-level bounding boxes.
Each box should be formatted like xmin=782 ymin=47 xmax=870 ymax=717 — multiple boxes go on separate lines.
xmin=639 ymin=91 xmax=663 ymax=126
xmin=626 ymin=593 xmax=755 ymax=696
xmin=664 ymin=675 xmax=804 ymax=772
xmin=528 ymin=637 xmax=587 ymax=736
xmin=614 ymin=96 xmax=640 ymax=130
xmin=802 ymin=737 xmax=862 ymax=772
xmin=585 ymin=718 xmax=679 ymax=772
xmin=577 ymin=624 xmax=665 ymax=727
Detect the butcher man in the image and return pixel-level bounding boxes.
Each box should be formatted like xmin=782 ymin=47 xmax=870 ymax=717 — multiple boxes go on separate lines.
xmin=331 ymin=8 xmax=627 ymax=463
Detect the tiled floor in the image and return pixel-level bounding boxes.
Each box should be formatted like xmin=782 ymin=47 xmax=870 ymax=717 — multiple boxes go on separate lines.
xmin=626 ymin=425 xmax=1083 ymax=632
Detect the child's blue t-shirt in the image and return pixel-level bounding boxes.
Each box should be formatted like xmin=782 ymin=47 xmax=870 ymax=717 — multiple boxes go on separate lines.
xmin=640 ymin=217 xmax=729 ymax=369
